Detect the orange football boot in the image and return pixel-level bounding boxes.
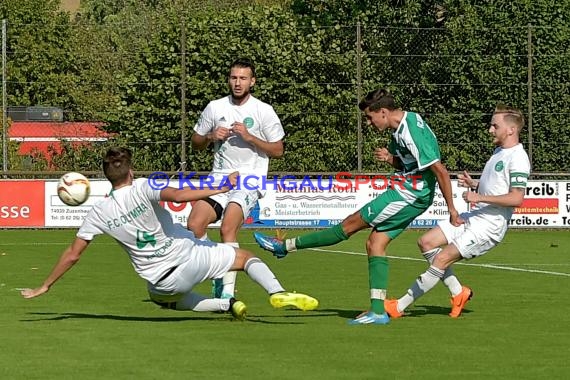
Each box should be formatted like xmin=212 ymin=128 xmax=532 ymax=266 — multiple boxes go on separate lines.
xmin=449 ymin=286 xmax=473 ymax=318
xmin=384 ymin=299 xmax=404 ymax=319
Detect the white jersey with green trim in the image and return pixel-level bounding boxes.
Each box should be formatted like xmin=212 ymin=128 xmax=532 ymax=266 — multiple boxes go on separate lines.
xmin=388 ymin=111 xmax=440 ymax=208
xmin=194 ymin=95 xmax=284 ymax=178
xmin=473 ymin=143 xmax=530 ymax=222
xmin=77 ymin=178 xmax=193 ymax=284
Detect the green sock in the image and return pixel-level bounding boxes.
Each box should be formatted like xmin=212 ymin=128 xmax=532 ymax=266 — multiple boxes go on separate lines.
xmin=294 ymin=223 xmax=349 ymax=250
xmin=368 ymin=256 xmax=389 ymax=314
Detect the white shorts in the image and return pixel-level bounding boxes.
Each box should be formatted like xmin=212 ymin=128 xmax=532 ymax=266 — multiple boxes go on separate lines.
xmin=437 ymin=212 xmax=506 ymax=259
xmin=210 ymin=188 xmax=260 ymax=220
xmin=147 ymin=239 xmax=236 ymax=301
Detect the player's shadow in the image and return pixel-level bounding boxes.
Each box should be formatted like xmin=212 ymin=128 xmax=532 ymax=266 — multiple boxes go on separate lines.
xmin=316 ymin=305 xmax=472 ymax=320
xmin=251 ymin=311 xmax=337 ymax=319
xmin=409 ymin=304 xmax=473 ymax=317
xmin=20 ymin=311 xmax=311 ymax=325
xmin=315 ymin=309 xmax=368 ymax=320
xmin=20 ymin=311 xmax=225 ymax=323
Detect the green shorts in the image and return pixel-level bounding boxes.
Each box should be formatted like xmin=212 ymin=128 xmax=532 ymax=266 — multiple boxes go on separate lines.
xmin=359 ymin=188 xmax=429 ymax=239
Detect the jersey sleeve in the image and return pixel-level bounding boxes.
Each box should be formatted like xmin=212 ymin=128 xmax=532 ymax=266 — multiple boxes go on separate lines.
xmin=193 ymin=102 xmax=215 ymax=136
xmin=137 ymin=178 xmax=162 ymax=202
xmin=408 ymin=114 xmax=441 ymax=170
xmin=259 ymin=105 xmax=285 ymax=142
xmin=508 ymin=149 xmax=531 ymax=188
xmin=76 ymin=208 xmax=104 ymax=241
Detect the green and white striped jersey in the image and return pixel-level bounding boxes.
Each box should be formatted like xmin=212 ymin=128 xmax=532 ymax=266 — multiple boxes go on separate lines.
xmin=388 ymin=111 xmax=440 ymax=208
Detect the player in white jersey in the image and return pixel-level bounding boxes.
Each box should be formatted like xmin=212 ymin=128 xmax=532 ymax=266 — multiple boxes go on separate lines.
xmin=187 ymin=58 xmax=285 ymax=299
xmin=255 ymin=89 xmax=460 ymax=325
xmin=385 ymin=104 xmax=530 ymax=319
xmin=20 ymin=147 xmax=318 ymax=319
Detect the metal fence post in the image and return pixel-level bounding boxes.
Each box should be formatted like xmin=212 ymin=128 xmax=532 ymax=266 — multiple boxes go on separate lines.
xmin=2 ymin=19 xmax=7 ymax=173
xmin=179 ymin=6 xmax=187 ymax=173
xmin=527 ymin=23 xmax=533 ymax=169
xmin=356 ymin=21 xmax=362 ymax=172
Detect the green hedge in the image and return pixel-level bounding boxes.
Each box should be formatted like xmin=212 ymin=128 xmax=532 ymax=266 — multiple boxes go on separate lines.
xmin=2 ymin=0 xmax=568 ymax=173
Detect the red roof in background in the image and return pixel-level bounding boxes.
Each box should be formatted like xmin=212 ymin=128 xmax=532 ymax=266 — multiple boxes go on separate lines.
xmin=9 ymin=121 xmax=110 ymax=138
xmin=8 ymin=121 xmax=112 ymax=165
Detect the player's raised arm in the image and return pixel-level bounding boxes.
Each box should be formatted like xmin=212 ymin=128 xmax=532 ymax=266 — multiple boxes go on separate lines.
xmin=160 ymin=171 xmax=238 ymax=203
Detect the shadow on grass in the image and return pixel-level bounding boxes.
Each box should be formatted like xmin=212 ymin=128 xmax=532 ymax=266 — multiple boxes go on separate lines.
xmin=314 ymin=309 xmax=365 ymax=320
xmin=409 ymin=304 xmax=473 ymax=317
xmin=315 ymin=305 xmax=472 ymax=320
xmin=20 ymin=311 xmax=316 ymax=325
xmin=21 ymin=311 xmax=227 ymax=322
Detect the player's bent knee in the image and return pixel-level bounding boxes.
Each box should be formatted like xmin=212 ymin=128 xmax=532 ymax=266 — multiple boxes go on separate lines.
xmin=232 ymin=248 xmax=255 ymax=270
xmin=432 ymin=251 xmax=457 ymax=269
xmin=417 ymin=235 xmax=434 ymax=251
xmin=220 ymin=226 xmax=239 ymax=242
xmin=187 ymin=221 xmax=206 ymax=237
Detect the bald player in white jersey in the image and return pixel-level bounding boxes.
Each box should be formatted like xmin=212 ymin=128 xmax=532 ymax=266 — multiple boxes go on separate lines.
xmin=384 ymin=104 xmax=530 ymax=319
xmin=188 ymin=57 xmax=284 ymax=299
xmin=20 ymin=147 xmax=317 ymax=319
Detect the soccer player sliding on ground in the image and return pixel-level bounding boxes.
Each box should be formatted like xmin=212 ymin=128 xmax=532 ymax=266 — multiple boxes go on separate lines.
xmin=21 ymin=147 xmax=318 ymax=320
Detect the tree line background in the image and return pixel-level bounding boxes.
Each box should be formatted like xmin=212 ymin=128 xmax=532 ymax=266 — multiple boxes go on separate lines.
xmin=1 ymin=0 xmax=569 ymax=176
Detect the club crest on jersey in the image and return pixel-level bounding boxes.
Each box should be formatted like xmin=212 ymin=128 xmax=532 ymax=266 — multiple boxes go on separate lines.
xmin=494 ymin=161 xmax=504 ymax=171
xmin=243 ymin=117 xmax=254 ymax=129
xmin=137 ymin=230 xmax=157 ymax=249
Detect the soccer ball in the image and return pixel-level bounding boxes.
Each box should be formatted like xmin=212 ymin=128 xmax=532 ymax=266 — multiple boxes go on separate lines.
xmin=57 ymin=172 xmax=91 ymax=206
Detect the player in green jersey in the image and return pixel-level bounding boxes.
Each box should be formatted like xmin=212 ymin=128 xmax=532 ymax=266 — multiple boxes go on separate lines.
xmin=254 ymin=88 xmax=461 ymax=325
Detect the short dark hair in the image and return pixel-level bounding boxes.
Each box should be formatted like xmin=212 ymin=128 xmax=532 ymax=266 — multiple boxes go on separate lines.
xmin=358 ymin=88 xmax=398 ymax=111
xmin=103 ymin=147 xmax=132 ymax=186
xmin=230 ymin=57 xmax=256 ymax=78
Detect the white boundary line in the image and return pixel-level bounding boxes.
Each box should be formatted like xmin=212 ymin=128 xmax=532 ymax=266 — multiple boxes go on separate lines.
xmin=307 ymin=248 xmax=570 ymax=277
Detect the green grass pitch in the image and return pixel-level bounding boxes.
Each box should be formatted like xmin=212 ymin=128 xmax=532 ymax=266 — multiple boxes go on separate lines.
xmin=1 ymin=229 xmax=569 ymax=379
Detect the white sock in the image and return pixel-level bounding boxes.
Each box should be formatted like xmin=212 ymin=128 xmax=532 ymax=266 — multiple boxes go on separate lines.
xmin=423 ymin=248 xmax=463 ymax=297
xmin=244 ymin=257 xmax=285 ymax=295
xmin=175 ymin=292 xmax=230 ymax=312
xmin=198 ymin=233 xmax=209 ymax=241
xmin=443 ymin=268 xmax=463 ymax=296
xmin=398 ymin=266 xmax=444 ymax=312
xmin=222 ymin=242 xmax=239 ymax=296
xmin=285 ymin=238 xmax=297 ymax=252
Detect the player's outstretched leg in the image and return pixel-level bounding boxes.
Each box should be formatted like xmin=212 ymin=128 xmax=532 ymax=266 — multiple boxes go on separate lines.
xmin=149 ymin=291 xmax=247 ymax=321
xmin=240 ymin=254 xmax=319 ymax=311
xmin=254 ymin=232 xmax=288 ymax=258
xmin=254 ymin=224 xmax=350 ymax=259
